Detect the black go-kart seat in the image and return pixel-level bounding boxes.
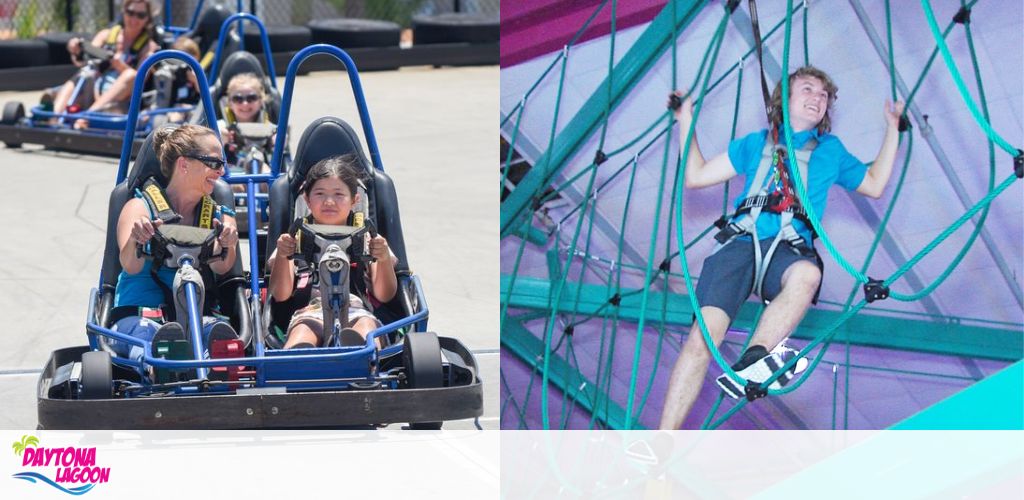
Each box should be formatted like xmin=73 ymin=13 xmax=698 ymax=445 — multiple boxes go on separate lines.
xmin=185 ymin=4 xmax=240 ymax=70
xmin=96 ymin=126 xmax=253 ymax=350
xmin=206 ymin=50 xmax=281 ymax=124
xmin=264 ymin=117 xmax=412 ymax=344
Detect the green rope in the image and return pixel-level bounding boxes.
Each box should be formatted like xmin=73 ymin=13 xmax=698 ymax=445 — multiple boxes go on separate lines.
xmin=885 ymin=0 xmax=896 ymax=102
xmin=633 ymin=152 xmax=686 ymax=423
xmin=499 ymin=368 xmax=525 ymax=426
xmin=779 ymin=0 xmax=868 ymax=284
xmin=886 ymin=8 xmax=998 ymax=301
xmin=543 ymin=116 xmax=666 ymax=207
xmin=889 ymin=174 xmax=1018 ymax=298
xmin=500 ymin=215 xmax=535 ymax=334
xmin=672 ymin=40 xmax=751 ymax=397
xmin=902 ymin=0 xmax=980 ymax=117
xmin=921 ymin=0 xmax=1020 ymax=156
xmin=840 ymin=0 xmax=913 ymax=422
xmin=500 ymin=102 xmax=526 ymax=192
xmin=815 ymin=298 xmax=1023 ymax=328
xmin=623 ymin=6 xmax=734 ymax=429
xmin=704 ymin=2 xmax=806 ymax=95
xmin=540 ymin=166 xmax=601 ymax=428
xmin=596 ymin=0 xmax=618 ymax=151
xmin=503 ymin=0 xmax=1018 ymax=431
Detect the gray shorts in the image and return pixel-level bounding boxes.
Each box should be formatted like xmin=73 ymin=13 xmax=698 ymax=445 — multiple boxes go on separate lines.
xmin=695 ymin=238 xmax=822 ymax=321
xmin=288 ymin=295 xmax=380 ymax=344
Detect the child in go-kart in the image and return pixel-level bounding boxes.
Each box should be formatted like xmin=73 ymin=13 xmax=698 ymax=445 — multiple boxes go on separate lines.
xmin=267 ymin=155 xmax=397 ymax=349
xmin=150 ymin=37 xmax=203 ymax=124
xmin=109 ymin=125 xmax=240 ymax=361
xmin=218 ymin=72 xmax=276 ymax=195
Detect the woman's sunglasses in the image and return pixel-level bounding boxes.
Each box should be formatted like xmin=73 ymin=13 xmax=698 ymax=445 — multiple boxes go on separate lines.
xmin=230 ymin=93 xmax=260 ymax=104
xmin=184 ymin=154 xmax=226 ymax=171
xmin=124 ymin=9 xmax=149 ymax=20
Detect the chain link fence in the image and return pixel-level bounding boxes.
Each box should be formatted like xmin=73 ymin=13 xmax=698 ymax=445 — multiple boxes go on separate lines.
xmin=0 ymin=0 xmax=499 ymax=39
xmin=255 ymin=0 xmax=497 ymax=28
xmin=0 ymin=0 xmax=115 ymax=38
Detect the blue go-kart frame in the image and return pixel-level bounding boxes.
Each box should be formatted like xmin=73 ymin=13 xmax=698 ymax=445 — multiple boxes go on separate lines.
xmin=36 ymin=47 xmax=483 ymax=429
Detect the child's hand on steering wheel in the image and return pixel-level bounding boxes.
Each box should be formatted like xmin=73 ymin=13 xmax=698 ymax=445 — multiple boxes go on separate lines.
xmin=368 ymin=234 xmax=390 ymax=263
xmin=276 ymin=233 xmax=297 ymax=258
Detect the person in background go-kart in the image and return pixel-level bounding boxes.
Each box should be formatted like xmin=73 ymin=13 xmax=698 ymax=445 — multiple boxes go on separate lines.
xmin=154 ymin=37 xmax=202 ymax=124
xmin=267 ymin=156 xmax=397 ymax=349
xmin=218 ymin=72 xmax=277 ymax=195
xmin=110 ymin=125 xmax=240 ymax=360
xmin=51 ymin=0 xmax=160 ymax=127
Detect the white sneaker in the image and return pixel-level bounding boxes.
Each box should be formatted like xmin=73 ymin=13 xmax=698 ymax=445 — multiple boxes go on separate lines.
xmin=715 ymin=345 xmax=808 ymax=399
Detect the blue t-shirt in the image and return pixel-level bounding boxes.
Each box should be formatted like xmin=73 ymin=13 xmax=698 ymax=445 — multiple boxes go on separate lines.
xmin=114 ymin=260 xmax=176 ymax=307
xmin=727 ymin=128 xmax=868 ymax=243
xmin=113 ymin=192 xmax=227 ymax=308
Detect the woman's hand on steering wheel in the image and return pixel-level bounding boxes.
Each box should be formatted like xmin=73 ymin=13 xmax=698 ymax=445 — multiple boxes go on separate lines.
xmin=213 ymin=218 xmax=238 ymax=250
xmin=109 ymin=51 xmax=128 ymax=72
xmin=131 ymin=217 xmax=163 ymax=246
xmin=66 ymin=37 xmax=83 ymax=57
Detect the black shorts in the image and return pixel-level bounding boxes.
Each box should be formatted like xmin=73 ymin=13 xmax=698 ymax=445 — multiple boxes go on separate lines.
xmin=695 ymin=238 xmax=823 ymax=321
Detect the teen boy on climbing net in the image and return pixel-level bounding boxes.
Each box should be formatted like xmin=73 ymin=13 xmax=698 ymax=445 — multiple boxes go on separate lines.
xmin=659 ymin=66 xmax=904 ymax=429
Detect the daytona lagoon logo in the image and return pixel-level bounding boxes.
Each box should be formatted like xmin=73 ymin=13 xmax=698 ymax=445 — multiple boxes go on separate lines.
xmin=11 ymin=435 xmax=110 ymax=495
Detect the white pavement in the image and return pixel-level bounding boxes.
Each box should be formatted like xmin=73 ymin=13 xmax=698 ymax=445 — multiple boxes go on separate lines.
xmin=0 ymin=64 xmax=497 ymax=430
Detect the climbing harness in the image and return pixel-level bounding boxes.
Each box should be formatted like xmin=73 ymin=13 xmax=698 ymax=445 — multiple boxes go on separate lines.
xmin=712 ymin=126 xmax=820 ymax=299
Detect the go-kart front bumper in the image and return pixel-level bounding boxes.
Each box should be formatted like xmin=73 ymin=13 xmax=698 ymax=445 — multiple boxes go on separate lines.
xmin=0 ymin=122 xmax=145 ymax=157
xmin=37 ymin=341 xmax=483 ymax=429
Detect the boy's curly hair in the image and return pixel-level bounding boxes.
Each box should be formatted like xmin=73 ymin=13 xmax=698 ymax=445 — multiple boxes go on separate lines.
xmin=768 ymin=66 xmax=838 ymax=134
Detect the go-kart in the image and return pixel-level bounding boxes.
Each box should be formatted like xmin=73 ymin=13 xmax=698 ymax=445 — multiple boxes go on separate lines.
xmin=0 ymin=40 xmax=192 ymax=157
xmin=200 ymin=13 xmax=292 ymax=259
xmin=0 ymin=1 xmax=249 ymax=157
xmin=36 ymin=46 xmax=483 ymax=430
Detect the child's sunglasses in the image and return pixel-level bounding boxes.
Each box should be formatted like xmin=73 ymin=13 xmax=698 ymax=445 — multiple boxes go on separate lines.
xmin=230 ymin=93 xmax=260 ymax=104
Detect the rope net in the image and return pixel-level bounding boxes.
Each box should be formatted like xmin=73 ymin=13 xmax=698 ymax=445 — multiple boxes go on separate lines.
xmin=500 ymin=0 xmax=1023 ymax=430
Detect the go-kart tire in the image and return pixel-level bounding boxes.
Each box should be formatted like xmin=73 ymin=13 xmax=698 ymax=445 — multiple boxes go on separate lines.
xmin=307 ymin=19 xmax=401 ymax=49
xmin=2 ymin=101 xmax=25 ymax=148
xmin=3 ymin=101 xmax=25 ymax=125
xmin=412 ymin=13 xmax=499 ymax=45
xmin=0 ymin=39 xmax=50 ymax=69
xmin=403 ymin=331 xmax=443 ymax=430
xmin=80 ymin=350 xmax=113 ymax=399
xmin=243 ymin=25 xmax=312 ymax=54
xmin=36 ymin=31 xmax=91 ymax=65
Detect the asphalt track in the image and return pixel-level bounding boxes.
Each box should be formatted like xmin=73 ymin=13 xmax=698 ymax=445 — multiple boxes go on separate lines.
xmin=0 ymin=64 xmax=497 ymax=430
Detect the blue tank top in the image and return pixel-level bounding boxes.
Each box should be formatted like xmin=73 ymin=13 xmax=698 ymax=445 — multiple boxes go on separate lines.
xmin=114 ymin=259 xmax=176 ymax=307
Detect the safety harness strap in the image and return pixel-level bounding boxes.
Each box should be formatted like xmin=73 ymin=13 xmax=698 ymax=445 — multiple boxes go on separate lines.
xmin=104 ymin=24 xmax=150 ymax=57
xmin=136 ymin=176 xmax=218 ymax=314
xmin=711 ymin=132 xmax=817 ymax=299
xmin=747 ymin=0 xmax=773 ymax=122
xmin=140 ymin=177 xmax=182 ymax=225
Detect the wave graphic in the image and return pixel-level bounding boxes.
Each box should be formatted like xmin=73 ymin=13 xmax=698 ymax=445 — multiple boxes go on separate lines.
xmin=12 ymin=472 xmax=96 ymax=495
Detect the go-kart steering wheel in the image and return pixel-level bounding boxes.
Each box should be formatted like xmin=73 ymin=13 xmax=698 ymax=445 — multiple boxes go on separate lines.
xmin=286 ymin=218 xmax=375 ymax=265
xmin=73 ymin=42 xmax=114 ymax=64
xmin=136 ymin=223 xmax=228 ymax=266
